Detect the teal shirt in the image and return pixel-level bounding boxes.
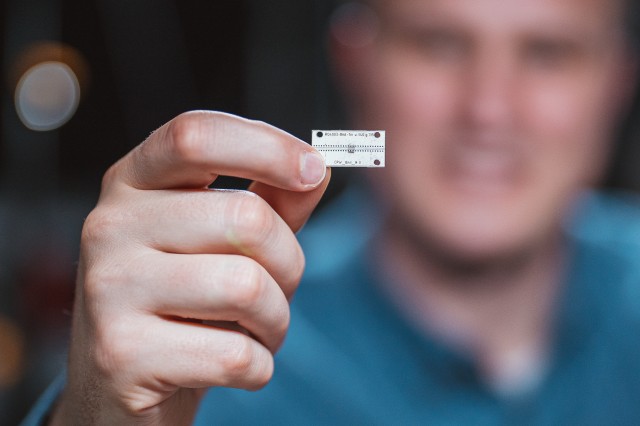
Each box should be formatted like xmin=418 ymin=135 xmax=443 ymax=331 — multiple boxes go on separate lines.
xmin=23 ymin=189 xmax=640 ymax=425
xmin=197 ymin=189 xmax=640 ymax=425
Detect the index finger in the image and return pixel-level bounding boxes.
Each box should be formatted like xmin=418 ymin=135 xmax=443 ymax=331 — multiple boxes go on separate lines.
xmin=107 ymin=111 xmax=327 ymax=191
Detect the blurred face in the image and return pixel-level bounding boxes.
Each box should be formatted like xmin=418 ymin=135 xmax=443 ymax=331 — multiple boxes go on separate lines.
xmin=342 ymin=0 xmax=635 ymax=262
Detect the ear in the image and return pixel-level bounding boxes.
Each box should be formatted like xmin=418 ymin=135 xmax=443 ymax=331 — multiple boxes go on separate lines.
xmin=328 ymin=3 xmax=379 ymax=105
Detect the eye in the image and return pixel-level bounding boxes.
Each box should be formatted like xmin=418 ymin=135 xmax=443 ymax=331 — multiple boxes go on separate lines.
xmin=390 ymin=25 xmax=470 ymax=62
xmin=413 ymin=30 xmax=469 ymax=60
xmin=523 ymin=39 xmax=580 ymax=68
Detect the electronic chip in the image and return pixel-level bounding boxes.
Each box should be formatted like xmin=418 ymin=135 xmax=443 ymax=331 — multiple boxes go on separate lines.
xmin=312 ymin=130 xmax=385 ymax=168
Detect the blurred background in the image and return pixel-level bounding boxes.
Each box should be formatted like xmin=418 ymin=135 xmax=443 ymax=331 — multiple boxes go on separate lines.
xmin=1 ymin=0 xmax=640 ymax=423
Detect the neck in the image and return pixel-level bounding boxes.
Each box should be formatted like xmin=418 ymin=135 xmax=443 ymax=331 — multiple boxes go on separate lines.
xmin=375 ymin=217 xmax=567 ymax=396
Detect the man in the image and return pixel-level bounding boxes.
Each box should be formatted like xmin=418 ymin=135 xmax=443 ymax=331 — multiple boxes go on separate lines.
xmin=25 ymin=0 xmax=640 ymax=424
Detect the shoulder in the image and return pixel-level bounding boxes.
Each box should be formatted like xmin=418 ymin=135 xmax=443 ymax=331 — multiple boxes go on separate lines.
xmin=567 ymin=190 xmax=640 ymax=252
xmin=566 ymin=190 xmax=640 ymax=323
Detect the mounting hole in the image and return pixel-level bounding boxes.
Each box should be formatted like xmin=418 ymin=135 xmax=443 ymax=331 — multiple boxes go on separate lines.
xmin=374 ymin=132 xmax=381 ymax=138
xmin=316 ymin=131 xmax=323 ymax=138
xmin=374 ymin=159 xmax=381 ymax=166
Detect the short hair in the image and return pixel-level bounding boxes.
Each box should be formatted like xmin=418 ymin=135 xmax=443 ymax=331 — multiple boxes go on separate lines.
xmin=338 ymin=0 xmax=639 ymax=52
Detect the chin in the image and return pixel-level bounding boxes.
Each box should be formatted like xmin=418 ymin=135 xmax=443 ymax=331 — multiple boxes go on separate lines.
xmin=439 ymin=232 xmax=536 ymax=267
xmin=395 ymin=204 xmax=551 ymax=269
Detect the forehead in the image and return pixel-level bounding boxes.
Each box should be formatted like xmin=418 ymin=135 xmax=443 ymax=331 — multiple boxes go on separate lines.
xmin=376 ymin=0 xmax=626 ymax=39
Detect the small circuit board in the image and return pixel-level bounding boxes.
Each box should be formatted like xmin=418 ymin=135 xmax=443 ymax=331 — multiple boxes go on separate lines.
xmin=312 ymin=130 xmax=385 ymax=168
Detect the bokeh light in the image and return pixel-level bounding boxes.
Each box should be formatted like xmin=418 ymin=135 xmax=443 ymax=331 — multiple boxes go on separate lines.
xmin=15 ymin=61 xmax=81 ymax=131
xmin=0 ymin=314 xmax=25 ymax=390
xmin=8 ymin=41 xmax=89 ymax=132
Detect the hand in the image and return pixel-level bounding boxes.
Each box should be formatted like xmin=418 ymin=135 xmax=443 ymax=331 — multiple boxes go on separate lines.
xmin=50 ymin=111 xmax=330 ymax=425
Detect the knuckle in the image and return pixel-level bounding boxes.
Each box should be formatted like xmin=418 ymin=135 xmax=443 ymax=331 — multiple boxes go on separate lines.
xmin=248 ymin=355 xmax=274 ymax=391
xmin=228 ymin=259 xmax=268 ymax=311
xmin=93 ymin=319 xmax=138 ymax=375
xmin=226 ymin=193 xmax=275 ymax=249
xmin=220 ymin=334 xmax=274 ymax=390
xmin=81 ymin=264 xmax=114 ymax=301
xmin=100 ymin=163 xmax=118 ymax=190
xmin=81 ymin=209 xmax=119 ymax=247
xmin=80 ymin=207 xmax=135 ymax=253
xmin=220 ymin=334 xmax=256 ymax=380
xmin=291 ymin=246 xmax=306 ymax=285
xmin=167 ymin=111 xmax=212 ymax=163
xmin=279 ymin=245 xmax=306 ymax=296
xmin=81 ymin=258 xmax=134 ymax=306
xmin=79 ymin=215 xmax=143 ymax=306
xmin=272 ymin=304 xmax=291 ymax=344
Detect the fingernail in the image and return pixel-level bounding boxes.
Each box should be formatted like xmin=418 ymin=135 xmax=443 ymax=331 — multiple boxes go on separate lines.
xmin=300 ymin=151 xmax=326 ymax=186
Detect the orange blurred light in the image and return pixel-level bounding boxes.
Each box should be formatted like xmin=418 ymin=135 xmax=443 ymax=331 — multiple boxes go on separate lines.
xmin=0 ymin=314 xmax=25 ymax=390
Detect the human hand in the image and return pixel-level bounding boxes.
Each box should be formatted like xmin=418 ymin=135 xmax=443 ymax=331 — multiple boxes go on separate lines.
xmin=50 ymin=111 xmax=330 ymax=425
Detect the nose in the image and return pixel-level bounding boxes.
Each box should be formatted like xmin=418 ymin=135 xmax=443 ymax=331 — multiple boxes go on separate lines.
xmin=462 ymin=47 xmax=516 ymax=136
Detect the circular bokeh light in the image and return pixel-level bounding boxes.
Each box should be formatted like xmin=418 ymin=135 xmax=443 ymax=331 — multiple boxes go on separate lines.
xmin=15 ymin=61 xmax=81 ymax=131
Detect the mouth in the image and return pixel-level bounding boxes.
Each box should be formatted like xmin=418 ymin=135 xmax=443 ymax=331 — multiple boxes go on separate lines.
xmin=443 ymin=142 xmax=520 ymax=195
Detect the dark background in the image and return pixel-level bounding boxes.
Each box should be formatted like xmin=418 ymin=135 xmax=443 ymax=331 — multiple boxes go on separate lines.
xmin=1 ymin=1 xmax=639 ymax=423
xmin=0 ymin=1 xmax=349 ymax=423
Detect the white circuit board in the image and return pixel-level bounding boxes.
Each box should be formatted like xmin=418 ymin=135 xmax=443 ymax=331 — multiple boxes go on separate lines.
xmin=311 ymin=130 xmax=385 ymax=168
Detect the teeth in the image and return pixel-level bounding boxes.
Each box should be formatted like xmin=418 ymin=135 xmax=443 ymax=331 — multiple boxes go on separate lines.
xmin=460 ymin=150 xmax=509 ymax=174
xmin=446 ymin=143 xmax=517 ymax=188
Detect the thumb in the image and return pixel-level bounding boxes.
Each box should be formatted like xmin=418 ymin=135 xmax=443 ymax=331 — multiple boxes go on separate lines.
xmin=249 ymin=168 xmax=331 ymax=233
